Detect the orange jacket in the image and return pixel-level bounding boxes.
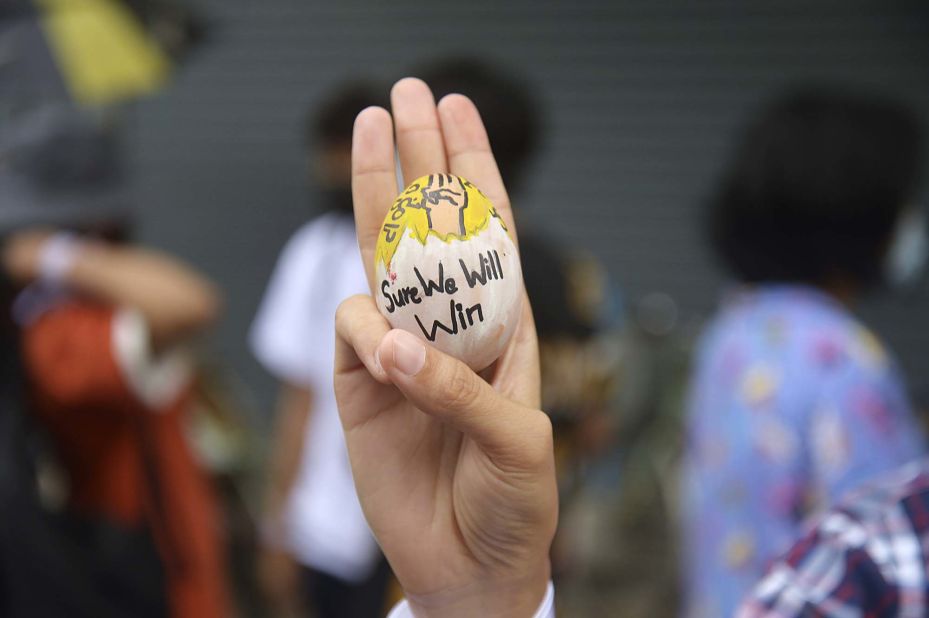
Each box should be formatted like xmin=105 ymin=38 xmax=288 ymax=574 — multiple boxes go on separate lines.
xmin=22 ymin=301 xmax=229 ymax=618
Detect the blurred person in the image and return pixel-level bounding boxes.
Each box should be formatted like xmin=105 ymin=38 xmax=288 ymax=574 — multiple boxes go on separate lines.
xmin=556 ymin=292 xmax=692 ymax=617
xmin=681 ymin=89 xmax=926 ymax=617
xmin=249 ymin=82 xmax=391 ymax=618
xmin=0 ymin=107 xmax=228 ymax=617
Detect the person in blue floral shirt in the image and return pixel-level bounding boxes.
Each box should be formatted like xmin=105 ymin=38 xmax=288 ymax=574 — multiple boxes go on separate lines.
xmin=681 ymin=89 xmax=927 ymax=618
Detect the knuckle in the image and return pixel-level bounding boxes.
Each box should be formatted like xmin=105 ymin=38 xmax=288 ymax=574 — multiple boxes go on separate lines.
xmin=522 ymin=412 xmax=555 ymax=467
xmin=439 ymin=362 xmax=482 ymax=412
xmin=334 ymin=301 xmax=352 ymax=337
xmin=335 ymin=295 xmax=371 ymax=330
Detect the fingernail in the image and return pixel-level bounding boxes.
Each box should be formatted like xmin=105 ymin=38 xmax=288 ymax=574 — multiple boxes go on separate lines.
xmin=374 ymin=349 xmax=384 ymax=375
xmin=391 ymin=330 xmax=426 ymax=376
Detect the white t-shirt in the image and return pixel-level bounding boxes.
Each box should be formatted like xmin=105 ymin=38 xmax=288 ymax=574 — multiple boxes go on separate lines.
xmin=250 ymin=212 xmax=380 ymax=582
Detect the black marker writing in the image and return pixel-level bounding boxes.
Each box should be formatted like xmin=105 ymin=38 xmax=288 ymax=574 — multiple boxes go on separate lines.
xmin=459 ymin=250 xmax=504 ymax=288
xmin=381 ymin=280 xmax=422 ymax=313
xmin=414 ymin=262 xmax=458 ymax=296
xmin=414 ymin=299 xmax=485 ymax=342
xmin=382 ymin=222 xmax=399 ymax=243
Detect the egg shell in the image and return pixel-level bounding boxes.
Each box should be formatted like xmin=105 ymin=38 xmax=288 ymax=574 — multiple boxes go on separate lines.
xmin=374 ymin=174 xmax=522 ymax=371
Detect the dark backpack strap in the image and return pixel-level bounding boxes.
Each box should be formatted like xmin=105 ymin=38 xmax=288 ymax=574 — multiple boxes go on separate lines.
xmin=0 ymin=326 xmax=123 ymax=617
xmin=128 ymin=407 xmax=188 ymax=578
xmin=0 ymin=321 xmax=169 ymax=618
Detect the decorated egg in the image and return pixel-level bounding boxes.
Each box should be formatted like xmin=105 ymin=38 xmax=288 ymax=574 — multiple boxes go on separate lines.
xmin=375 ymin=174 xmax=522 ymax=370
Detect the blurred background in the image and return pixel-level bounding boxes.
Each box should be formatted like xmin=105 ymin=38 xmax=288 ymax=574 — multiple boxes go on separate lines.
xmin=124 ymin=0 xmax=929 ymax=411
xmin=2 ymin=0 xmax=929 ymax=616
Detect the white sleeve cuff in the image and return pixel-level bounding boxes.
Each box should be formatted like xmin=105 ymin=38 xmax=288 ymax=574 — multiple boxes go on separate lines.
xmin=111 ymin=308 xmax=193 ymax=410
xmin=386 ymin=581 xmax=555 ymax=618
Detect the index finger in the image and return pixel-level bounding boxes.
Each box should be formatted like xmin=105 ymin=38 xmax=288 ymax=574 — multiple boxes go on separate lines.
xmin=352 ymin=106 xmax=398 ymax=291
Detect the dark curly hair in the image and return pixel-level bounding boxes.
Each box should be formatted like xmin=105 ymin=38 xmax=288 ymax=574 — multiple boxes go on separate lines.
xmin=709 ymin=87 xmax=923 ymax=289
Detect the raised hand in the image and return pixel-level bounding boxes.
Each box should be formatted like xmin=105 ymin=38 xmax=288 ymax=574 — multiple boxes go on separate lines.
xmin=334 ymin=78 xmax=557 ymax=617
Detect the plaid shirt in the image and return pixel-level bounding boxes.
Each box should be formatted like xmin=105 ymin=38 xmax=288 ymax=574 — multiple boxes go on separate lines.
xmin=738 ymin=459 xmax=929 ymax=617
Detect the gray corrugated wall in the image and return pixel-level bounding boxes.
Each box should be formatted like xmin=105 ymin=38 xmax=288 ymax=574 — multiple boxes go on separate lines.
xmin=130 ymin=0 xmax=929 ymax=419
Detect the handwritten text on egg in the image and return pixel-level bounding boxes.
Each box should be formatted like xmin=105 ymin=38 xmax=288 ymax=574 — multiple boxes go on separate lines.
xmin=381 ymin=250 xmax=505 ymax=342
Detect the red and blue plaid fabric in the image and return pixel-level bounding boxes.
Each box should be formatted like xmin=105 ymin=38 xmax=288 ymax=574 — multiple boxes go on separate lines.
xmin=738 ymin=460 xmax=929 ymax=617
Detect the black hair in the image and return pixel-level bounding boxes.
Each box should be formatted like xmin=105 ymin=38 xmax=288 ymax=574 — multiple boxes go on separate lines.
xmin=306 ymin=82 xmax=387 ymax=150
xmin=709 ymin=87 xmax=923 ymax=288
xmin=520 ymin=233 xmax=595 ymax=339
xmin=416 ymin=57 xmax=541 ymax=194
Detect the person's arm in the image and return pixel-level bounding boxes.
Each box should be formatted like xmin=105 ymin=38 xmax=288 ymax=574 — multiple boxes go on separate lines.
xmin=257 ymin=382 xmax=312 ymax=612
xmin=332 ymin=78 xmax=557 ymax=618
xmin=3 ymin=230 xmax=220 ymax=349
xmin=262 ymin=382 xmax=312 ymax=536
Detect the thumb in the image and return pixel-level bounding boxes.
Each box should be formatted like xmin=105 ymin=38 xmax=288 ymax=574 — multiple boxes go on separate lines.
xmin=376 ymin=329 xmax=552 ymax=468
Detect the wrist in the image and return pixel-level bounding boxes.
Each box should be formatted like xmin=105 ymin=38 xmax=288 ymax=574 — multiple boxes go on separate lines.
xmin=406 ymin=561 xmax=551 ymax=618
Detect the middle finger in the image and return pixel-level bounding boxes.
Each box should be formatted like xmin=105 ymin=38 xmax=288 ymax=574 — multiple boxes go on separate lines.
xmin=391 ymin=77 xmax=448 ymax=185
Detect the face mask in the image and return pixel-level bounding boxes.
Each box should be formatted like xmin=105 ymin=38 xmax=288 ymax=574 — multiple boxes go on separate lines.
xmin=884 ymin=208 xmax=929 ymax=288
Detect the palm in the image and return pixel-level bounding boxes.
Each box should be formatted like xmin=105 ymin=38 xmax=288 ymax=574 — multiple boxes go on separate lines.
xmin=335 ymin=301 xmax=541 ymax=590
xmin=333 ymin=79 xmax=556 ymax=609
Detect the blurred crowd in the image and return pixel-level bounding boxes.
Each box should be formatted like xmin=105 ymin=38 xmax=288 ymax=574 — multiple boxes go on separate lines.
xmin=2 ymin=2 xmax=929 ymax=617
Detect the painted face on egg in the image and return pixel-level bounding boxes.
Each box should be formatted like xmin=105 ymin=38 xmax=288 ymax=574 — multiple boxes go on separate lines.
xmin=375 ymin=174 xmax=522 ymax=371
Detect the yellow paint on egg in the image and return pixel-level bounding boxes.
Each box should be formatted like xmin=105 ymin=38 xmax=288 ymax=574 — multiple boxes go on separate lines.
xmin=375 ymin=173 xmax=510 ymax=271
xmin=373 ymin=174 xmax=522 ymax=370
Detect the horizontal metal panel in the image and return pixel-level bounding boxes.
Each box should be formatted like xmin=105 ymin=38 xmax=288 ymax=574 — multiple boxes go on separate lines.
xmin=130 ymin=0 xmax=929 ymax=410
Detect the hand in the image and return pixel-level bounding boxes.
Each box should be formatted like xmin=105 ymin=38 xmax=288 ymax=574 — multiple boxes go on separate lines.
xmin=334 ymin=78 xmax=558 ymax=617
xmin=2 ymin=228 xmax=55 ymax=283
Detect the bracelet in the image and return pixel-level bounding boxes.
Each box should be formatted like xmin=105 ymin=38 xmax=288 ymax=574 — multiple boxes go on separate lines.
xmin=38 ymin=232 xmax=84 ymax=284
